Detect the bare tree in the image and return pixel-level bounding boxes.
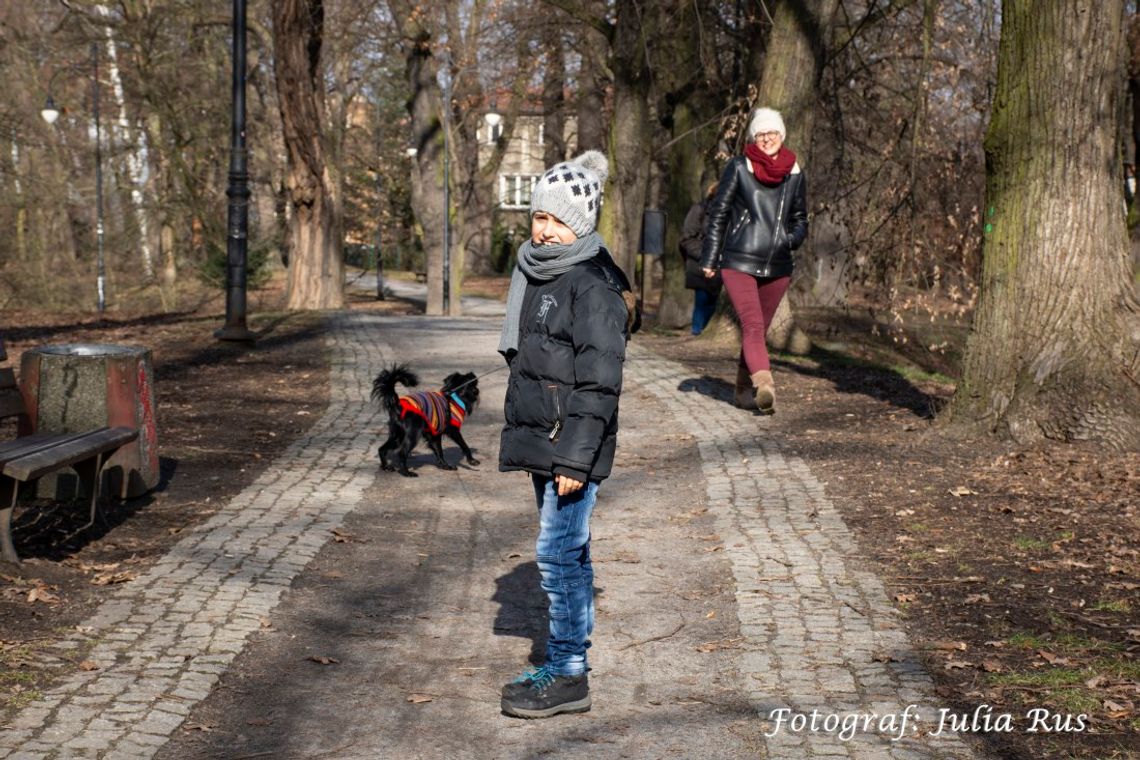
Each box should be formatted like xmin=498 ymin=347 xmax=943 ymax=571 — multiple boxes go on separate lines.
xmin=947 ymin=0 xmax=1140 ymax=449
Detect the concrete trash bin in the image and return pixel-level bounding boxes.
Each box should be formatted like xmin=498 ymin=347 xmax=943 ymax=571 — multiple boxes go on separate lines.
xmin=19 ymin=344 xmax=159 ymax=499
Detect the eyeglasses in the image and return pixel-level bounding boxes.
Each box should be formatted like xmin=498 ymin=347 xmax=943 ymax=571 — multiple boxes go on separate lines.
xmin=755 ymin=131 xmax=781 ymax=141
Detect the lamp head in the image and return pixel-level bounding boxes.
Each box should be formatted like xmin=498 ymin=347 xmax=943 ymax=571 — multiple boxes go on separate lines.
xmin=41 ymin=95 xmax=60 ymax=125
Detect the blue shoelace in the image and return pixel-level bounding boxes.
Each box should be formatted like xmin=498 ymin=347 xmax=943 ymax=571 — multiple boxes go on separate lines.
xmin=512 ymin=665 xmax=555 ymax=690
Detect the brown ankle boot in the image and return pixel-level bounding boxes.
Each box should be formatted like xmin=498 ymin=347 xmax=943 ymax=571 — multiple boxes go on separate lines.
xmin=751 ymin=370 xmax=775 ymax=413
xmin=734 ymin=362 xmax=758 ymax=410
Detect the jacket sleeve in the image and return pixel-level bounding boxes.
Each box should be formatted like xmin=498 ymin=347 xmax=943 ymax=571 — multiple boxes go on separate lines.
xmin=699 ymin=160 xmax=738 ymax=270
xmin=551 ymin=279 xmax=627 ymax=483
xmin=786 ymin=172 xmax=808 ymax=250
xmin=678 ymin=203 xmax=705 ymax=262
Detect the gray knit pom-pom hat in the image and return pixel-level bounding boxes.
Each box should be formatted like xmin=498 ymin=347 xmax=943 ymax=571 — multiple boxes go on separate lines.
xmin=529 ymin=150 xmax=610 ymax=237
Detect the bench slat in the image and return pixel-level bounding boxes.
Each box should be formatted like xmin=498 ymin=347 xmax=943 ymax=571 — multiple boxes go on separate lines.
xmin=0 ymin=432 xmax=97 ymax=467
xmin=3 ymin=427 xmax=138 ymax=482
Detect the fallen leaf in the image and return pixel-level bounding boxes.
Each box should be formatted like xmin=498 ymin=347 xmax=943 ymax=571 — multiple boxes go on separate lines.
xmin=964 ymin=594 xmax=991 ymax=604
xmin=705 ymin=610 xmax=717 ymax=619
xmin=930 ymin=641 xmax=968 ymax=652
xmin=895 ymin=593 xmax=917 ymax=603
xmin=27 ymin=586 xmax=60 ymax=605
xmin=78 ymin=660 xmax=100 ymax=671
xmin=184 ymin=723 xmax=214 ymax=732
xmin=331 ymin=528 xmax=354 ymax=543
xmin=944 ymin=659 xmax=972 ymax=670
xmin=308 ymin=655 xmax=340 ymax=665
xmin=92 ymin=571 xmax=136 ymax=586
xmin=1104 ymin=700 xmax=1132 ymax=719
xmin=982 ymin=659 xmax=1003 ymax=673
xmin=949 ymin=486 xmax=977 ymax=497
xmin=1084 ymin=675 xmax=1105 ymax=689
xmin=259 ymin=617 xmax=273 ymax=629
xmin=1037 ymin=650 xmax=1071 ymax=666
xmin=407 ymin=694 xmax=433 ymax=703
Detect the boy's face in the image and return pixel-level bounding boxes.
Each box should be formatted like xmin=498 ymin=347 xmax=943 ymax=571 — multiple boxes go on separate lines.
xmin=531 ymin=211 xmax=578 ymax=245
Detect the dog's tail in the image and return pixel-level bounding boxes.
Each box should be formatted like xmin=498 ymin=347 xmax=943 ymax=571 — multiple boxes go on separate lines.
xmin=371 ymin=364 xmax=418 ymax=413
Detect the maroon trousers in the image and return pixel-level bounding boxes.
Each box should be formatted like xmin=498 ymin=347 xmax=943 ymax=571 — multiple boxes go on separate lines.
xmin=720 ymin=269 xmax=791 ymax=373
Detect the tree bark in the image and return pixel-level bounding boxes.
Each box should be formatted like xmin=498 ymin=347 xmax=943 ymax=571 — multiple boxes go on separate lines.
xmin=273 ymin=0 xmax=344 ymax=311
xmin=597 ymin=0 xmax=653 ymax=280
xmin=754 ymin=0 xmax=839 ymax=355
xmin=947 ymin=0 xmax=1140 ymax=450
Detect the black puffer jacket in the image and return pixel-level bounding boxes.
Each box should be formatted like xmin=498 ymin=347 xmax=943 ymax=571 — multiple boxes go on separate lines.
xmin=699 ymin=155 xmax=808 ymax=279
xmin=499 ymin=248 xmax=635 ymax=484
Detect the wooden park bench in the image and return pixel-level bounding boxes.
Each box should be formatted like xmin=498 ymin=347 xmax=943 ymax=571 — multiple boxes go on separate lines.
xmin=0 ymin=339 xmax=138 ymax=564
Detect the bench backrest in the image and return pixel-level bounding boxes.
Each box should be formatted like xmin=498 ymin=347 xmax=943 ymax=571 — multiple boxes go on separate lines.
xmin=0 ymin=339 xmax=28 ymax=422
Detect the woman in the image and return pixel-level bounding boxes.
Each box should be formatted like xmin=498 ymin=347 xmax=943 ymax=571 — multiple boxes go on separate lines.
xmin=700 ymin=107 xmax=808 ymax=413
xmin=497 ymin=150 xmax=638 ymax=719
xmin=678 ymin=182 xmax=722 ymax=335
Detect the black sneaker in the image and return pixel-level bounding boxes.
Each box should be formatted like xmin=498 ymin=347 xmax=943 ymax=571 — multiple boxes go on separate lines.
xmin=500 ymin=666 xmax=590 ymax=718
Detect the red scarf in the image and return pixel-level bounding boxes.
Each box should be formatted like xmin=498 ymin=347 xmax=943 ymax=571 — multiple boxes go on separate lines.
xmin=743 ymin=144 xmax=796 ymax=186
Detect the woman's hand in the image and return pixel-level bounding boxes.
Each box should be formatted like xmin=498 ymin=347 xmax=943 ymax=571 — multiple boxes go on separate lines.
xmin=555 ymin=474 xmax=585 ymax=495
xmin=702 ymin=267 xmax=716 ymax=278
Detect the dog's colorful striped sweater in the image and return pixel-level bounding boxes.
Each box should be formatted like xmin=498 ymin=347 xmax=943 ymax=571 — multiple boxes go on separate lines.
xmin=397 ymin=391 xmax=467 ymax=436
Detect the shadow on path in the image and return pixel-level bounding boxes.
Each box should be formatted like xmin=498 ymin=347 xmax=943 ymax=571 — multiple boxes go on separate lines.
xmin=492 ymin=561 xmax=548 ymax=666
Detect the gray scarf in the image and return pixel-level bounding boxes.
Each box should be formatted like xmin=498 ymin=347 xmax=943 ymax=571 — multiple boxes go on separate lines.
xmin=498 ymin=231 xmax=604 ymax=356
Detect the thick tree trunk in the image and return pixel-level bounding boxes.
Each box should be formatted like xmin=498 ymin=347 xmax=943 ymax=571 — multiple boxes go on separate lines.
xmin=597 ymin=0 xmax=653 ymax=280
xmin=755 ymin=0 xmax=839 ymax=355
xmin=542 ymin=23 xmax=567 ymax=166
xmin=574 ymin=1 xmax=609 ymax=153
xmin=947 ymin=0 xmax=1140 ymax=449
xmin=699 ymin=0 xmax=836 ymax=354
xmin=273 ymin=0 xmax=345 ymax=311
xmin=658 ymin=103 xmax=710 ymax=329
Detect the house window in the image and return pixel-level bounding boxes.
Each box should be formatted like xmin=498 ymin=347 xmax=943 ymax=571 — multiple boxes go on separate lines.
xmin=499 ymin=174 xmax=539 ymax=209
xmin=487 ymin=122 xmax=503 ymax=144
xmin=538 ymin=123 xmax=544 ymax=146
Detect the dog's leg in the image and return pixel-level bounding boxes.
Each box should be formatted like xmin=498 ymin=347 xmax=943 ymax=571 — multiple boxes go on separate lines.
xmin=446 ymin=429 xmax=480 ymax=466
xmin=378 ymin=428 xmax=402 ymax=471
xmin=398 ymin=428 xmax=419 ymax=477
xmin=426 ymin=435 xmax=456 ymax=470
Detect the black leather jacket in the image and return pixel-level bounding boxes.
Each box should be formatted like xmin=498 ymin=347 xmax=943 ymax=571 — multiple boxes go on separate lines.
xmin=699 ymin=155 xmax=808 ymax=279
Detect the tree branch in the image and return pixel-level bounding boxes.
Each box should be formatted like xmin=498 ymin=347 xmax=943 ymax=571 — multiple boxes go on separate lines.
xmin=539 ymin=0 xmax=614 ymax=41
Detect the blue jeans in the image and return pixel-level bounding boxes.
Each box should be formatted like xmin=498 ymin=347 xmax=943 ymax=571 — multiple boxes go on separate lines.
xmin=532 ymin=475 xmax=597 ymax=676
xmin=692 ymin=288 xmax=718 ymax=335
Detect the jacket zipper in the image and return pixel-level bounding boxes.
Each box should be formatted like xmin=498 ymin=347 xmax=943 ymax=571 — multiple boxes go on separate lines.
xmin=763 ymin=183 xmax=790 ymax=270
xmin=548 ymin=385 xmax=562 ymax=440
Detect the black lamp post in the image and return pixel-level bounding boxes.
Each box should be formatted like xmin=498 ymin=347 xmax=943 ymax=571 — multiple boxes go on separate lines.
xmin=216 ymin=0 xmax=256 ymax=342
xmin=42 ymin=41 xmax=106 ymax=318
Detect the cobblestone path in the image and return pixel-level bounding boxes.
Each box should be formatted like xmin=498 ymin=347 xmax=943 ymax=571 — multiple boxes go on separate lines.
xmin=628 ymin=346 xmax=976 ymax=759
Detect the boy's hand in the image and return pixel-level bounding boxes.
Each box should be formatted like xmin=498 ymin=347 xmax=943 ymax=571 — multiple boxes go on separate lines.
xmin=555 ymin=474 xmax=585 ymax=495
xmin=702 ymin=267 xmax=716 ymax=278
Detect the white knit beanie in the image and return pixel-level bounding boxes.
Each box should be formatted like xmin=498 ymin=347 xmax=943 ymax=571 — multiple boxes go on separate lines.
xmin=529 ymin=150 xmax=610 ymax=238
xmin=748 ymin=107 xmax=786 ymax=140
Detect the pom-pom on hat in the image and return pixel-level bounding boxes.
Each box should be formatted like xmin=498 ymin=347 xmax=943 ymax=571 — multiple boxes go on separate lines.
xmin=530 ymin=150 xmax=610 ymax=238
xmin=748 ymin=107 xmax=786 ymax=140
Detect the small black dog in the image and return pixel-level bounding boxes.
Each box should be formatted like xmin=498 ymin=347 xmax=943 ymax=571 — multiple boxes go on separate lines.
xmin=371 ymin=364 xmax=480 ymax=477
